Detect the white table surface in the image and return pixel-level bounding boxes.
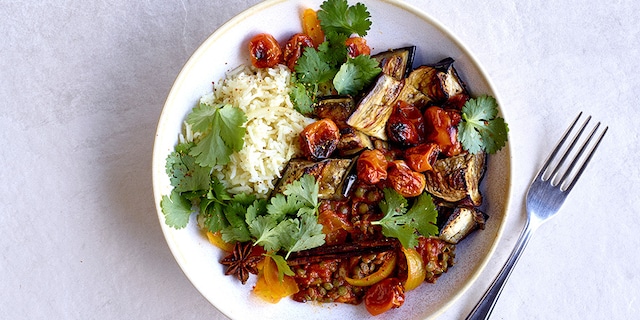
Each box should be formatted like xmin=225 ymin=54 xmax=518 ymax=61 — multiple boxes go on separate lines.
xmin=2 ymin=0 xmax=638 ymax=319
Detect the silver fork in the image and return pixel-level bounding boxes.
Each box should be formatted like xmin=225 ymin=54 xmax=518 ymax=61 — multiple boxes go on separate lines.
xmin=466 ymin=112 xmax=608 ymax=320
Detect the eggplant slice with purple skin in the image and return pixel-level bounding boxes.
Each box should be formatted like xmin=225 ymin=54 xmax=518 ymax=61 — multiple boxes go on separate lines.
xmin=439 ymin=206 xmax=488 ymax=244
xmin=424 ymin=152 xmax=486 ymax=206
xmin=273 ymin=158 xmax=356 ymax=200
xmin=346 ymin=74 xmax=404 ymax=140
xmin=406 ymin=57 xmax=470 ymax=109
xmin=371 ymin=46 xmax=416 ymax=81
xmin=314 ymin=95 xmax=356 ymax=128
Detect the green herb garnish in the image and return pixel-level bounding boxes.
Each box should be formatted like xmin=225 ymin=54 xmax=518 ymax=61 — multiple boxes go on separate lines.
xmin=458 ymin=95 xmax=509 ymax=154
xmin=372 ymin=189 xmax=439 ymax=248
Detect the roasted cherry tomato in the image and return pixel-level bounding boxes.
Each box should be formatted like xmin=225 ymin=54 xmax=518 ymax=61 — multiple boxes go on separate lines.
xmin=387 ymin=160 xmax=426 ymax=198
xmin=283 ymin=33 xmax=315 ymax=71
xmin=301 ymin=9 xmax=324 ymax=47
xmin=364 ymin=277 xmax=405 ymax=316
xmin=299 ymin=118 xmax=340 ymax=161
xmin=248 ymin=33 xmax=282 ymax=68
xmin=423 ymin=106 xmax=462 ymax=157
xmin=386 ymin=100 xmax=425 ymax=146
xmin=357 ymin=149 xmax=388 ymax=185
xmin=404 ymin=143 xmax=440 ymax=172
xmin=345 ymin=37 xmax=371 ymax=58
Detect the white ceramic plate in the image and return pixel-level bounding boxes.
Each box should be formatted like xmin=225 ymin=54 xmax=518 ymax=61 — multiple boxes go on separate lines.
xmin=152 ymin=0 xmax=511 ymax=319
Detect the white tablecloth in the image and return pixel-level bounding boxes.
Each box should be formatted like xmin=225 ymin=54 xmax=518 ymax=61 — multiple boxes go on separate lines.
xmin=2 ymin=0 xmax=637 ymax=319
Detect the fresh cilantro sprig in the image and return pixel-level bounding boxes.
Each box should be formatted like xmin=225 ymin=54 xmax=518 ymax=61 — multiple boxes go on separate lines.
xmin=187 ymin=102 xmax=247 ymax=167
xmin=317 ymin=0 xmax=372 ymax=37
xmin=160 ymin=143 xmax=212 ymax=229
xmin=371 ymin=189 xmax=439 ymax=248
xmin=290 ymin=0 xmax=380 ymax=113
xmin=458 ymin=95 xmax=509 ymax=154
xmin=160 ymin=101 xmax=247 ymax=230
xmin=333 ymin=55 xmax=381 ymax=95
xmin=249 ymin=175 xmax=325 ymax=259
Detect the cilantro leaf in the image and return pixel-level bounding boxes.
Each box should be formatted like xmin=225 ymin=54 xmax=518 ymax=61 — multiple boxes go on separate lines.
xmin=250 ymin=215 xmax=281 ymax=252
xmin=266 ymin=193 xmax=305 ymax=220
xmin=160 ymin=189 xmax=193 ymax=229
xmin=279 ymin=212 xmax=326 ymax=259
xmin=164 ymin=144 xmax=210 ymax=193
xmin=267 ymin=253 xmax=295 ymax=282
xmin=197 ymin=199 xmax=227 ymax=233
xmin=405 ymin=193 xmax=439 ymax=237
xmin=217 ymin=104 xmax=247 ymax=151
xmin=295 ymin=46 xmax=336 ymax=85
xmin=372 ymin=189 xmax=439 ymax=248
xmin=289 ymin=82 xmax=314 ymax=115
xmin=187 ymin=103 xmax=247 ymax=167
xmin=458 ymin=95 xmax=509 ymax=154
xmin=282 ymin=174 xmax=319 ymax=209
xmin=318 ymin=32 xmax=348 ymax=67
xmin=248 ymin=175 xmax=324 ymax=257
xmin=186 ymin=103 xmax=216 ymax=132
xmin=318 ymin=0 xmax=372 ymax=37
xmin=221 ymin=201 xmax=251 ymax=243
xmin=333 ymin=55 xmax=381 ymax=95
xmin=208 ymin=177 xmax=231 ymax=203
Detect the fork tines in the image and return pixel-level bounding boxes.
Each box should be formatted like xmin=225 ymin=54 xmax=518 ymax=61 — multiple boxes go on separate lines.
xmin=540 ymin=112 xmax=608 ymax=191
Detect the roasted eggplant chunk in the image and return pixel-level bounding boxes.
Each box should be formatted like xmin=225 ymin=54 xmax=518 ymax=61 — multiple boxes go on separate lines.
xmin=424 ymin=152 xmax=486 ymax=205
xmin=274 ymin=158 xmax=355 ymax=200
xmin=337 ymin=126 xmax=373 ymax=156
xmin=406 ymin=58 xmax=469 ymax=108
xmin=394 ymin=82 xmax=431 ymax=110
xmin=372 ymin=46 xmax=416 ymax=80
xmin=439 ymin=206 xmax=487 ymax=244
xmin=314 ymin=96 xmax=356 ymax=128
xmin=346 ymin=74 xmax=404 ymax=140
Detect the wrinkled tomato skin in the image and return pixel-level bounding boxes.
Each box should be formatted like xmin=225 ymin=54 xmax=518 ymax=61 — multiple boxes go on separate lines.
xmin=248 ymin=33 xmax=282 ymax=68
xmin=387 ymin=160 xmax=426 ymax=198
xmin=386 ymin=101 xmax=425 ymax=146
xmin=299 ymin=118 xmax=340 ymax=161
xmin=423 ymin=106 xmax=462 ymax=157
xmin=364 ymin=277 xmax=405 ymax=316
xmin=357 ymin=149 xmax=388 ymax=185
xmin=404 ymin=143 xmax=440 ymax=172
xmin=345 ymin=37 xmax=371 ymax=58
xmin=283 ymin=33 xmax=315 ymax=71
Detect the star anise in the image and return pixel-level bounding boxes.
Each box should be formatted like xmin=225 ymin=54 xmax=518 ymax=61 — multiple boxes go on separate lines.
xmin=220 ymin=241 xmax=264 ymax=284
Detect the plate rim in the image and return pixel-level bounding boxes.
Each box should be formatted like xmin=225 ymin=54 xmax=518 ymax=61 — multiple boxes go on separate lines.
xmin=151 ymin=0 xmax=513 ymax=318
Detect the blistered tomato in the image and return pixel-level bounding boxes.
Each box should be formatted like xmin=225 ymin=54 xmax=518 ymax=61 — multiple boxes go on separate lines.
xmin=248 ymin=33 xmax=282 ymax=68
xmin=345 ymin=37 xmax=371 ymax=58
xmin=364 ymin=277 xmax=405 ymax=316
xmin=423 ymin=106 xmax=462 ymax=156
xmin=387 ymin=160 xmax=426 ymax=198
xmin=357 ymin=149 xmax=388 ymax=185
xmin=283 ymin=33 xmax=314 ymax=71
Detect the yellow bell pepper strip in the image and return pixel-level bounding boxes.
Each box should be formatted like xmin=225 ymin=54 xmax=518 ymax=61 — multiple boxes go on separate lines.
xmin=205 ymin=231 xmax=234 ymax=252
xmin=253 ymin=255 xmax=299 ymax=303
xmin=344 ymin=253 xmax=397 ymax=287
xmin=401 ymin=247 xmax=426 ymax=291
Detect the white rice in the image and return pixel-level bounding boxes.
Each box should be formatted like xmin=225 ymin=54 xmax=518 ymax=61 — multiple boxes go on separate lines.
xmin=198 ymin=64 xmax=314 ymax=196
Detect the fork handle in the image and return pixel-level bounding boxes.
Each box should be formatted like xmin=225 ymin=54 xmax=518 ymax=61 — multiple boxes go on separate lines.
xmin=466 ymin=219 xmax=535 ymax=320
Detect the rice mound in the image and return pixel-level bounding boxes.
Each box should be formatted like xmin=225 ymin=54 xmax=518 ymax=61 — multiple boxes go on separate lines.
xmin=200 ymin=64 xmax=314 ymax=196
